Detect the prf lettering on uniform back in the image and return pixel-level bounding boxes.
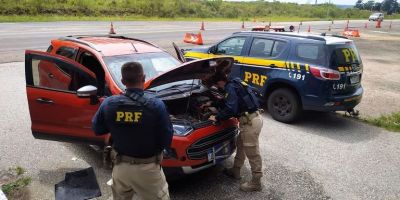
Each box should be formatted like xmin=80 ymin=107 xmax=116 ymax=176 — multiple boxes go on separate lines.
xmin=342 ymin=48 xmax=357 ymax=63
xmin=116 ymin=111 xmax=142 ymax=123
xmin=244 ymin=71 xmax=267 ymax=87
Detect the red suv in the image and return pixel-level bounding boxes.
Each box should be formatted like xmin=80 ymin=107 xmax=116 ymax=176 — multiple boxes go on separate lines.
xmin=25 ymin=35 xmax=238 ymax=175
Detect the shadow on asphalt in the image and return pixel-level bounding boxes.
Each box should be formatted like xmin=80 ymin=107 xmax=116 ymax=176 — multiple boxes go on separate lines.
xmin=264 ymin=111 xmax=378 ymax=144
xmin=38 ymin=168 xmax=85 ymax=186
xmin=51 ymin=112 xmax=357 ymax=199
xmin=167 ymin=159 xmax=330 ymax=200
xmin=63 ymin=143 xmax=104 ymax=168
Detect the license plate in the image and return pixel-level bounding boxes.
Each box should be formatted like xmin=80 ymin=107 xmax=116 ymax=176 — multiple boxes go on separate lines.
xmin=350 ymin=75 xmax=360 ymax=84
xmin=207 ymin=148 xmax=215 ymax=162
xmin=207 ymin=141 xmax=232 ymax=163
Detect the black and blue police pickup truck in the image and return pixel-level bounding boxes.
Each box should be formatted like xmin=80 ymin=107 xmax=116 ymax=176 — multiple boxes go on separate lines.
xmin=183 ymin=31 xmax=363 ymax=123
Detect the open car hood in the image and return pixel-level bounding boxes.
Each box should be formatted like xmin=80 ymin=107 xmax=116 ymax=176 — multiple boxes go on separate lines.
xmin=145 ymin=57 xmax=234 ymax=89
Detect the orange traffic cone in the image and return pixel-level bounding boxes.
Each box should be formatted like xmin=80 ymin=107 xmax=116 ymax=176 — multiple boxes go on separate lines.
xmin=353 ymin=30 xmax=360 ymax=37
xmin=343 ymin=29 xmax=360 ymax=37
xmin=200 ymin=21 xmax=205 ymax=31
xmin=196 ymin=32 xmax=203 ymax=45
xmin=376 ymin=19 xmax=381 ymax=28
xmin=183 ymin=32 xmax=203 ymax=45
xmin=109 ymin=22 xmax=116 ymax=34
xmin=241 ymin=21 xmax=245 ymax=29
xmin=307 ymin=25 xmax=311 ymax=32
xmin=183 ymin=33 xmax=193 ymax=43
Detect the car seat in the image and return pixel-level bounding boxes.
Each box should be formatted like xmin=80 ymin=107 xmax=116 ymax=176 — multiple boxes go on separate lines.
xmin=271 ymin=42 xmax=285 ymax=57
xmin=250 ymin=42 xmax=266 ymax=57
xmin=81 ymin=55 xmax=105 ymax=95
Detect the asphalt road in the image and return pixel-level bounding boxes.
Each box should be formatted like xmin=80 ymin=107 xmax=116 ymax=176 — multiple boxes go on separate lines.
xmin=1 ymin=20 xmax=399 ymax=63
xmin=0 ymin=20 xmax=400 ymax=200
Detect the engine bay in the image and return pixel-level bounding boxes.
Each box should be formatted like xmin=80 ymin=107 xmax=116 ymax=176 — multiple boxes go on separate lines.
xmin=163 ymin=87 xmax=224 ymax=124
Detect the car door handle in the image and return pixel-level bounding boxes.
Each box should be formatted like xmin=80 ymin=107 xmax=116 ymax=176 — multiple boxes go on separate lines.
xmin=234 ymin=60 xmax=240 ymax=63
xmin=269 ymin=64 xmax=276 ymax=68
xmin=36 ymin=98 xmax=54 ymax=104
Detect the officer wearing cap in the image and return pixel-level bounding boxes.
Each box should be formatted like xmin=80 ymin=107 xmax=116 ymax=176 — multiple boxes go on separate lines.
xmin=207 ymin=71 xmax=264 ymax=192
xmin=92 ymin=62 xmax=173 ymax=200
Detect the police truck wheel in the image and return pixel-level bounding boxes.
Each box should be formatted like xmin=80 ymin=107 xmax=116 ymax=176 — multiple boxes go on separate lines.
xmin=267 ymin=88 xmax=301 ymax=123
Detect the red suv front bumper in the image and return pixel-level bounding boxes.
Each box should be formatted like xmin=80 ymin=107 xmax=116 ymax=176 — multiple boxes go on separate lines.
xmin=161 ymin=118 xmax=239 ymax=174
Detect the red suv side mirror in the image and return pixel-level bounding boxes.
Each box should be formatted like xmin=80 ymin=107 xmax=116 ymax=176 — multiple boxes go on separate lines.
xmin=77 ymin=85 xmax=99 ymax=105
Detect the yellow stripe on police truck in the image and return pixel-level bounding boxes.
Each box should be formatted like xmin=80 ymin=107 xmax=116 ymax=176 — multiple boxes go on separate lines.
xmin=241 ymin=57 xmax=286 ymax=68
xmin=338 ymin=66 xmax=354 ymax=73
xmin=305 ymin=64 xmax=310 ymax=73
xmin=185 ymin=51 xmax=313 ymax=73
xmin=184 ymin=52 xmax=209 ymax=59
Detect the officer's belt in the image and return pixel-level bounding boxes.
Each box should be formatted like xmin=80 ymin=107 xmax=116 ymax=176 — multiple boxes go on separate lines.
xmin=119 ymin=154 xmax=160 ymax=164
xmin=112 ymin=149 xmax=161 ymax=164
xmin=239 ymin=110 xmax=260 ymax=125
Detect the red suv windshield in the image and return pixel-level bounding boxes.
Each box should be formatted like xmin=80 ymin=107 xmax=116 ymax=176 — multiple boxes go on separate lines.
xmin=104 ymin=52 xmax=180 ymax=89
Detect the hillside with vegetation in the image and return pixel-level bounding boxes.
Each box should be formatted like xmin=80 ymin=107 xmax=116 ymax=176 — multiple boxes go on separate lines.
xmin=355 ymin=0 xmax=399 ymax=15
xmin=0 ymin=0 xmax=398 ymax=22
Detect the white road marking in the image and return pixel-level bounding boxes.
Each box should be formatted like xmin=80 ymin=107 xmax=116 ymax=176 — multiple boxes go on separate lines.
xmin=372 ymin=30 xmax=400 ymax=35
xmin=0 ymin=28 xmax=242 ymax=40
xmin=0 ymin=46 xmax=48 ymax=53
xmin=373 ymin=30 xmax=389 ymax=33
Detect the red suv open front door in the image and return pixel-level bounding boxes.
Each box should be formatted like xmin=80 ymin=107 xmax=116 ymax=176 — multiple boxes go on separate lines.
xmin=25 ymin=50 xmax=106 ymax=145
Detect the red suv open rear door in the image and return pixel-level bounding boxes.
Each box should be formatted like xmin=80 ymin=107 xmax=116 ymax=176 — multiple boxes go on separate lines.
xmin=25 ymin=50 xmax=106 ymax=145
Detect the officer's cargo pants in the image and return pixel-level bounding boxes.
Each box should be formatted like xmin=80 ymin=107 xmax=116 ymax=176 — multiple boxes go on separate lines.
xmin=234 ymin=113 xmax=263 ymax=178
xmin=111 ymin=162 xmax=169 ymax=200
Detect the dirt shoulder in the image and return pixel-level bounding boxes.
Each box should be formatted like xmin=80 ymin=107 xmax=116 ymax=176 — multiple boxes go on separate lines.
xmin=352 ymin=32 xmax=400 ymax=118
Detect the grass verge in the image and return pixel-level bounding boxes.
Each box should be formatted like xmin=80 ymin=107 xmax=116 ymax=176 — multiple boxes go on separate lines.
xmin=363 ymin=112 xmax=400 ymax=132
xmin=1 ymin=177 xmax=31 ymax=196
xmin=0 ymin=15 xmax=390 ymax=23
xmin=0 ymin=167 xmax=31 ymax=199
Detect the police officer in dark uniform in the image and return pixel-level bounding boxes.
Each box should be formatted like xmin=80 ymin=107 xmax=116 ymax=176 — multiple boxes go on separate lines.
xmin=92 ymin=62 xmax=173 ymax=200
xmin=207 ymin=71 xmax=264 ymax=192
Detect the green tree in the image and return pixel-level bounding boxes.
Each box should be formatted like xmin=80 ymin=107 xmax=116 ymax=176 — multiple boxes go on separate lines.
xmin=364 ymin=0 xmax=375 ymax=10
xmin=372 ymin=2 xmax=381 ymax=11
xmin=355 ymin=0 xmax=364 ymax=9
xmin=382 ymin=0 xmax=399 ymax=14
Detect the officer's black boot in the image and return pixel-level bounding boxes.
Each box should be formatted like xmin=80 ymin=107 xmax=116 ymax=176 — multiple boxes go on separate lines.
xmin=240 ymin=173 xmax=262 ymax=192
xmin=224 ymin=167 xmax=241 ymax=180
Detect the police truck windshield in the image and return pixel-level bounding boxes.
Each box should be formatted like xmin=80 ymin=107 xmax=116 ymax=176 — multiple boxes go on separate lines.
xmin=104 ymin=52 xmax=181 ymax=89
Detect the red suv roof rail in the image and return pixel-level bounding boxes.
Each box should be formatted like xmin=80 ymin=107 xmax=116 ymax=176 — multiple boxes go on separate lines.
xmin=63 ymin=34 xmax=160 ymax=48
xmin=58 ymin=36 xmax=102 ymax=52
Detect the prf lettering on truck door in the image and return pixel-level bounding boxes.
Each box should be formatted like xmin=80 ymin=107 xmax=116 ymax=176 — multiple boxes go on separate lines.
xmin=244 ymin=71 xmax=267 ymax=87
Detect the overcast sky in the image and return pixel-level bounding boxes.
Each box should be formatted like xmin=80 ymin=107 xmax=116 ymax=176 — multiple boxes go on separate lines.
xmin=227 ymin=0 xmax=360 ymax=5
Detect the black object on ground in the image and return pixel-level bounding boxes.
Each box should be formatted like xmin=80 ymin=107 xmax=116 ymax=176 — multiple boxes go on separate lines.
xmin=55 ymin=167 xmax=101 ymax=200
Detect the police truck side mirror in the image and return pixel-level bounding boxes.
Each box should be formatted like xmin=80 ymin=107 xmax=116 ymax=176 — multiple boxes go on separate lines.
xmin=209 ymin=46 xmax=217 ymax=54
xmin=77 ymin=85 xmax=99 ymax=105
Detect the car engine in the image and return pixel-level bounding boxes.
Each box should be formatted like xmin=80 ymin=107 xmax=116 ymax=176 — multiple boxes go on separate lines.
xmin=164 ymin=89 xmax=223 ymax=124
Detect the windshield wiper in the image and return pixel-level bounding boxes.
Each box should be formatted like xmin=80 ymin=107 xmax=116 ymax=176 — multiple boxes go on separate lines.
xmin=155 ymin=83 xmax=199 ymax=93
